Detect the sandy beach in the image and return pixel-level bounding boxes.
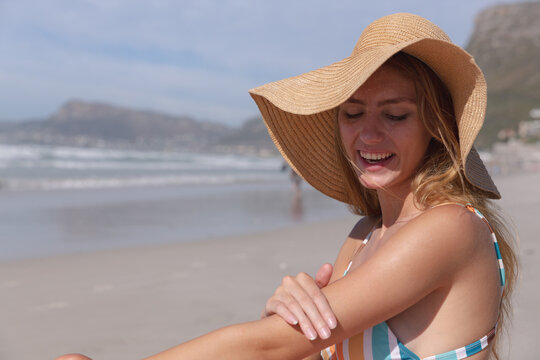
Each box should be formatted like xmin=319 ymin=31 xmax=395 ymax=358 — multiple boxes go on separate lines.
xmin=1 ymin=172 xmax=538 ymax=359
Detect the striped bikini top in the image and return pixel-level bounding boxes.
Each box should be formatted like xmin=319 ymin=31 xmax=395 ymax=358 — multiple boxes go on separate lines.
xmin=321 ymin=204 xmax=505 ymax=360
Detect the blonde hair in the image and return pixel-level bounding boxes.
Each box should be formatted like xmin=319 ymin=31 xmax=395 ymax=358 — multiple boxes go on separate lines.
xmin=335 ymin=52 xmax=518 ymax=359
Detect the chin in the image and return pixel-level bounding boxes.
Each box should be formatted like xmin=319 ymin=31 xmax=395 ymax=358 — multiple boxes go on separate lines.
xmin=358 ymin=176 xmax=384 ymax=190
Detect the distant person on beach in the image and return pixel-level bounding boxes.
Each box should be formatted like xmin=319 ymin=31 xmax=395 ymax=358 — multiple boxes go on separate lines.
xmin=282 ymin=162 xmax=304 ymax=220
xmin=282 ymin=161 xmax=303 ymax=199
xmin=58 ymin=13 xmax=517 ymax=360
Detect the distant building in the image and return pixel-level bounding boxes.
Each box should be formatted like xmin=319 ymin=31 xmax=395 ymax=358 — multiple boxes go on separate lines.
xmin=518 ymin=120 xmax=540 ymax=139
xmin=498 ymin=128 xmax=516 ymax=141
xmin=516 ymin=108 xmax=540 ymax=140
xmin=530 ymin=108 xmax=540 ymax=119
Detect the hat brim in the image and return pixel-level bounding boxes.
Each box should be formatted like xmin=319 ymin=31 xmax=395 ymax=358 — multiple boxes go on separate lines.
xmin=250 ymin=38 xmax=500 ymax=202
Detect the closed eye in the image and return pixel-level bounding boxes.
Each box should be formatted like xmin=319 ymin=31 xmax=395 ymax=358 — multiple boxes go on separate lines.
xmin=386 ymin=113 xmax=408 ymax=121
xmin=346 ymin=112 xmax=364 ymax=119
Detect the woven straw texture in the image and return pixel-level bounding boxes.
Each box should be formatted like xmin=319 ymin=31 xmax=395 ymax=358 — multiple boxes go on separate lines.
xmin=249 ymin=13 xmax=500 ymax=204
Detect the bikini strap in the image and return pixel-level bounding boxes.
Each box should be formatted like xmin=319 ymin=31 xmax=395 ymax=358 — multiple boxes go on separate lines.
xmin=429 ymin=202 xmax=505 ymax=288
xmin=463 ymin=204 xmax=506 ymax=288
xmin=345 ymin=218 xmax=381 ymax=275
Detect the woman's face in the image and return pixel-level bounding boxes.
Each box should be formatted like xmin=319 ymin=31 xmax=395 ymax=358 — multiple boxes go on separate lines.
xmin=338 ymin=64 xmax=432 ymax=195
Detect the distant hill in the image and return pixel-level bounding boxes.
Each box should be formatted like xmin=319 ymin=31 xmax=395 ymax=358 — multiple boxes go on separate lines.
xmin=215 ymin=116 xmax=275 ymax=153
xmin=466 ymin=1 xmax=540 ymax=148
xmin=0 ymin=100 xmax=276 ymax=155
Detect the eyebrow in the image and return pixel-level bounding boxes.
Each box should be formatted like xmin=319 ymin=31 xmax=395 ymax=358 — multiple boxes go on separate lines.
xmin=344 ymin=97 xmax=416 ymax=106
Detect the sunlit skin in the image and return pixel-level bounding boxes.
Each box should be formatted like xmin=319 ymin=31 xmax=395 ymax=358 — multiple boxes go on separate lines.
xmin=338 ymin=64 xmax=432 ymax=202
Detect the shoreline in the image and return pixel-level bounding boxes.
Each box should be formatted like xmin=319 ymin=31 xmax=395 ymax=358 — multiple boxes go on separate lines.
xmin=0 ymin=180 xmax=349 ymax=262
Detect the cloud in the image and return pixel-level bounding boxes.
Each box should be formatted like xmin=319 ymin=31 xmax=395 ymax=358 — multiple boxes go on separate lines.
xmin=0 ymin=37 xmax=257 ymax=121
xmin=0 ymin=0 xmax=528 ymax=125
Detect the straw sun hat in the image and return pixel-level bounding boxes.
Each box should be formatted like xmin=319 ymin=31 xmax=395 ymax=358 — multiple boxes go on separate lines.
xmin=249 ymin=12 xmax=500 ymax=204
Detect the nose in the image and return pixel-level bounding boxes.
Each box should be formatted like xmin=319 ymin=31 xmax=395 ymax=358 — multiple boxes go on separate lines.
xmin=359 ymin=113 xmax=384 ymax=144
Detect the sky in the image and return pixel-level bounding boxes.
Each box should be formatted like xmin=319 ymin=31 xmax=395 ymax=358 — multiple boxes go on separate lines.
xmin=0 ymin=0 xmax=530 ymax=126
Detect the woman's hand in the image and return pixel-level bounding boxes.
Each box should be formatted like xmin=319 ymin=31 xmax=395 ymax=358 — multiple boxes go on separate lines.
xmin=262 ymin=263 xmax=337 ymax=340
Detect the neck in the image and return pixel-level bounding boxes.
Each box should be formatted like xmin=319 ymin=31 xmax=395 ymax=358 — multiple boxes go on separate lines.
xmin=376 ymin=183 xmax=422 ymax=229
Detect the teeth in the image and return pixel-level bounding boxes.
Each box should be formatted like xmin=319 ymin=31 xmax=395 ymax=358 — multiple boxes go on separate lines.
xmin=360 ymin=151 xmax=393 ymax=161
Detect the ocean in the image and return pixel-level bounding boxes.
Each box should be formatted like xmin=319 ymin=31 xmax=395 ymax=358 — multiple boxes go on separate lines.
xmin=0 ymin=144 xmax=286 ymax=191
xmin=0 ymin=144 xmax=350 ymax=261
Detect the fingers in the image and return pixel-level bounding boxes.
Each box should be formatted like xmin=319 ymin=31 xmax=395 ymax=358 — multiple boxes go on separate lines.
xmin=266 ymin=275 xmax=320 ymax=340
xmin=263 ymin=265 xmax=338 ymax=341
xmin=294 ymin=272 xmax=337 ymax=334
xmin=265 ymin=298 xmax=299 ymax=326
xmin=279 ymin=273 xmax=336 ymax=340
xmin=315 ymin=263 xmax=333 ymax=288
xmin=314 ymin=263 xmax=337 ymax=329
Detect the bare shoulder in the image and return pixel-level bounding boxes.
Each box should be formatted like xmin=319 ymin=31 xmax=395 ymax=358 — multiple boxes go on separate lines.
xmin=358 ymin=204 xmax=497 ymax=290
xmin=414 ymin=203 xmax=492 ymax=238
xmin=402 ymin=204 xmax=492 ymax=262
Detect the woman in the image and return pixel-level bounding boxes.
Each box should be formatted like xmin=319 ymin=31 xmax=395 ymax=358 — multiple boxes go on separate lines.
xmin=58 ymin=12 xmax=517 ymax=360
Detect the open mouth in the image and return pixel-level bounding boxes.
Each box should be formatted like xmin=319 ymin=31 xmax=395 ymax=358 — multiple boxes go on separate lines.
xmin=359 ymin=151 xmax=395 ymax=165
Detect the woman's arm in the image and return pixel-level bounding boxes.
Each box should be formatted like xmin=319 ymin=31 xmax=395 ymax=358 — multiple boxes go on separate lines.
xmin=262 ymin=216 xmax=376 ymax=340
xmin=145 ymin=205 xmax=483 ymax=359
xmin=144 ymin=317 xmax=324 ymax=360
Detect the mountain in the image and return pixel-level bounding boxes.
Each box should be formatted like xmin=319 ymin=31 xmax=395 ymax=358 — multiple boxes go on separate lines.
xmin=214 ymin=116 xmax=274 ymax=154
xmin=466 ymin=1 xmax=540 ymax=148
xmin=0 ymin=100 xmax=276 ymax=155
